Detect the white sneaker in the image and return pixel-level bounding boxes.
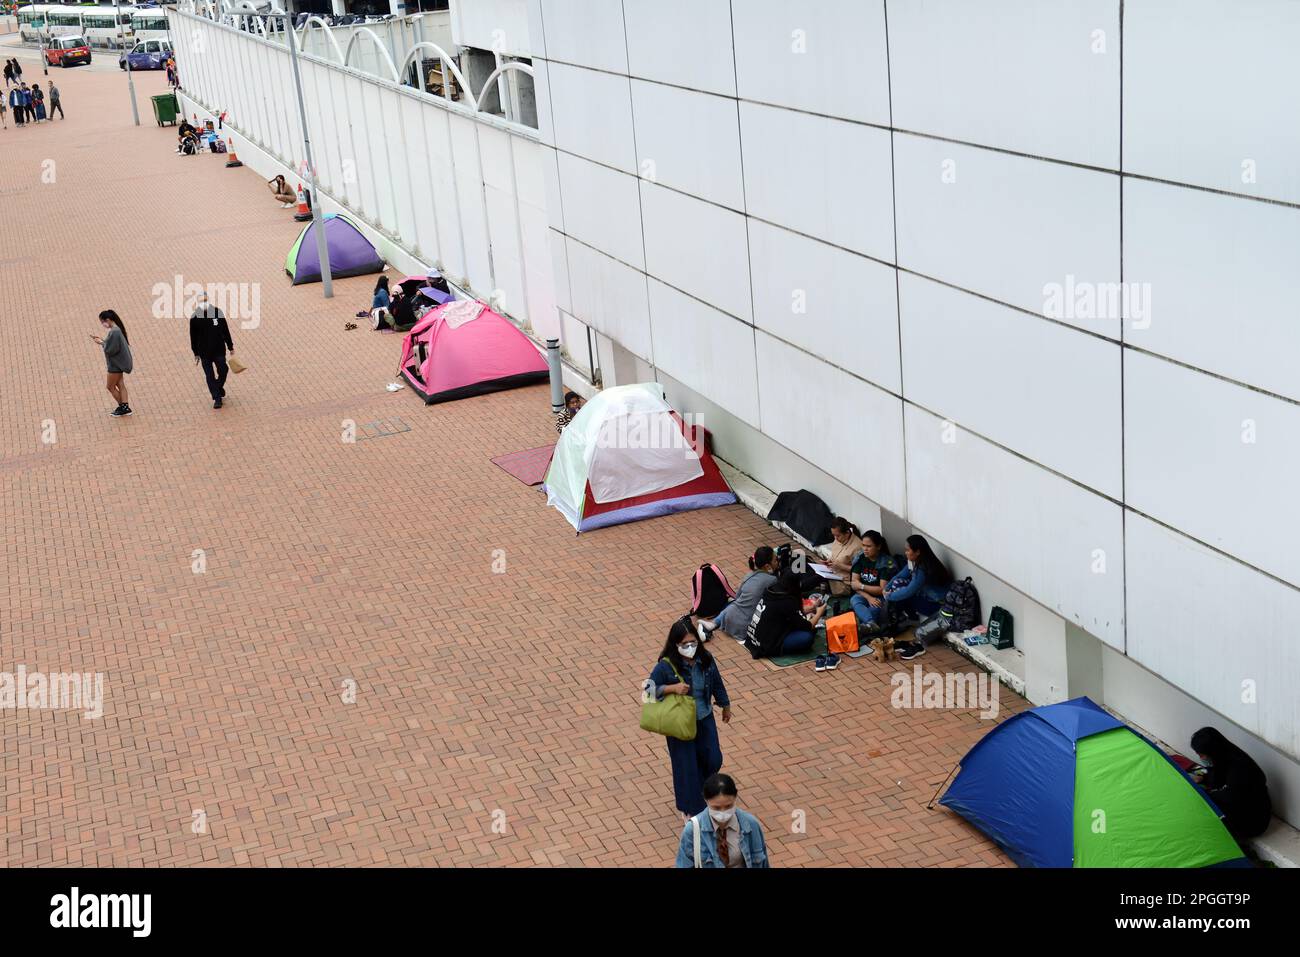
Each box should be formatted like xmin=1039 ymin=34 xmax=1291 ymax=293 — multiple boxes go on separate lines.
xmin=696 ymin=621 xmax=711 ymax=643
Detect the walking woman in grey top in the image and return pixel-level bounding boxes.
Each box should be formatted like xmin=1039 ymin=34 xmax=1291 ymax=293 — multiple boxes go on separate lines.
xmin=92 ymin=310 xmax=134 ymax=417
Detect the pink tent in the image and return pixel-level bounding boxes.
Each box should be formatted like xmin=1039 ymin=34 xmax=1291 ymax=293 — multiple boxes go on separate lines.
xmin=398 ymin=300 xmax=548 ymax=404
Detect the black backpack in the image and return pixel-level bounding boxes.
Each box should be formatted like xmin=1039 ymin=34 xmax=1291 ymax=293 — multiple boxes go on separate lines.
xmin=939 ymin=577 xmax=981 ymax=631
xmin=689 ymin=563 xmax=736 ymax=618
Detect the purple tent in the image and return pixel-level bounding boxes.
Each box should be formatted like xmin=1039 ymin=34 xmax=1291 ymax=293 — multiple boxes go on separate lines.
xmin=284 ymin=213 xmax=386 ymax=285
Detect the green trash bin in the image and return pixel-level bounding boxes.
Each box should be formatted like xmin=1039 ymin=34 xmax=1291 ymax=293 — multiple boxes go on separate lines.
xmin=151 ymin=93 xmax=178 ymax=127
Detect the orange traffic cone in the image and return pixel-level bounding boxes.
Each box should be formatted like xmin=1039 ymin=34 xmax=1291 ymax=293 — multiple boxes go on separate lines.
xmin=293 ymin=184 xmax=312 ymax=222
xmin=224 ymin=137 xmax=243 ymax=168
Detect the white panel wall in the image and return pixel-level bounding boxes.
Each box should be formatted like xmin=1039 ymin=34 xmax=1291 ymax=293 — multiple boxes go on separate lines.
xmin=622 ymin=0 xmax=736 ymax=96
xmin=452 ymin=0 xmax=531 ymax=56
xmin=905 ymin=406 xmax=1125 ymax=648
xmin=556 ymin=151 xmax=644 ymax=269
xmin=1124 ymin=350 xmax=1300 ymax=588
xmin=740 ymin=102 xmax=894 ymax=262
xmin=747 ymin=219 xmax=901 ymax=395
xmin=757 ymin=332 xmax=905 ymax=515
xmin=565 ymin=238 xmax=652 ymax=362
xmin=887 ymin=0 xmax=1120 ymax=167
xmin=1124 ymin=178 xmax=1300 ymax=402
xmin=1126 ymin=514 xmax=1300 ymax=758
xmin=731 ymin=0 xmax=890 ymax=125
xmin=640 ymin=183 xmax=752 ymax=322
xmin=1124 ymin=0 xmax=1300 ymax=203
xmin=547 ymin=62 xmax=635 ymax=173
xmin=899 ymin=273 xmax=1123 ymax=498
xmin=894 ymin=135 xmax=1121 ymax=337
xmin=648 ymin=280 xmax=759 ymax=426
xmin=537 ymin=0 xmax=628 ymax=73
xmin=631 ymin=81 xmax=744 ymax=211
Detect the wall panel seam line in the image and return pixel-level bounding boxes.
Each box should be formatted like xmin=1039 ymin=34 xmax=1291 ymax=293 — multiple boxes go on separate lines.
xmin=538 ymin=53 xmax=1300 ymax=210
xmin=728 ymin=0 xmax=762 ymax=434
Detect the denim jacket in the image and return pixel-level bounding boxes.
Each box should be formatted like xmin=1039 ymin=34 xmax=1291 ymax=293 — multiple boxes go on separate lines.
xmin=649 ymin=656 xmax=729 ymax=721
xmin=675 ymin=809 xmax=769 ymax=868
xmin=883 ymin=563 xmax=947 ymax=606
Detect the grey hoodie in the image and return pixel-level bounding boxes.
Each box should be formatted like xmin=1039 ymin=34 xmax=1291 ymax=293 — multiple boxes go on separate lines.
xmin=103 ymin=326 xmax=133 ymax=374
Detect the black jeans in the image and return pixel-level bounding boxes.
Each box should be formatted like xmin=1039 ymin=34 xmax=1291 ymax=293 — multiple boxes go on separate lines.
xmin=200 ymin=354 xmax=228 ymax=400
xmin=50 ymin=101 xmax=63 ymax=118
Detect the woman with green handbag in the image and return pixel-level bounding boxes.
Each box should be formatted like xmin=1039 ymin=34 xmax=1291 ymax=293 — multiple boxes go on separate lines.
xmin=647 ymin=618 xmax=732 ymax=821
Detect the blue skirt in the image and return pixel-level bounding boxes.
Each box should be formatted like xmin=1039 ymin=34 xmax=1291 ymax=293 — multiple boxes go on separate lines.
xmin=666 ymin=713 xmax=723 ymax=815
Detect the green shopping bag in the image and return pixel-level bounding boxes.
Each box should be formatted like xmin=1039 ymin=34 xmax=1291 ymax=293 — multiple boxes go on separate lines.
xmin=640 ymin=658 xmax=697 ymax=741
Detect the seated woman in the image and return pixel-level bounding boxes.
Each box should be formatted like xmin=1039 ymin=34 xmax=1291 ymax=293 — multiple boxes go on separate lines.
xmin=386 ymin=285 xmax=419 ymax=332
xmin=268 ymin=174 xmax=297 ymax=208
xmin=177 ymin=120 xmax=200 ymax=155
xmin=362 ymin=275 xmax=391 ymax=326
xmin=849 ymin=530 xmax=901 ymax=625
xmin=1190 ymin=727 xmax=1273 ymax=842
xmin=742 ymin=572 xmax=814 ymax=660
xmin=696 ymin=547 xmax=778 ymax=642
xmin=861 ymin=534 xmax=950 ymax=641
xmin=824 ymin=517 xmax=862 ymax=602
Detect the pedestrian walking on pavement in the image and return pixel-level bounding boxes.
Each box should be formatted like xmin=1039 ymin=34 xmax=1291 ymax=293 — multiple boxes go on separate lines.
xmin=92 ymin=310 xmax=134 ymax=417
xmin=189 ymin=294 xmax=235 ymax=409
xmin=0 ymin=95 xmax=7 ymax=129
xmin=3 ymin=60 xmax=12 ymax=88
xmin=647 ymin=617 xmax=731 ymax=821
xmin=48 ymin=81 xmax=62 ymax=120
xmin=11 ymin=58 xmax=22 ymax=85
xmin=675 ymin=774 xmax=770 ymax=868
xmin=8 ymin=84 xmax=21 ymax=127
xmin=31 ymin=83 xmax=45 ymax=122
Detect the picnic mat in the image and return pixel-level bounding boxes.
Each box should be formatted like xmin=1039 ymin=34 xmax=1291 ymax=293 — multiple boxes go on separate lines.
xmin=764 ymin=630 xmax=829 ymax=669
xmin=491 ymin=444 xmax=556 ymax=486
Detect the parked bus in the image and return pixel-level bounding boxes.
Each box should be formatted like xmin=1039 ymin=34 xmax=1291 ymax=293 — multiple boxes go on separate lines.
xmin=16 ymin=3 xmax=150 ymax=49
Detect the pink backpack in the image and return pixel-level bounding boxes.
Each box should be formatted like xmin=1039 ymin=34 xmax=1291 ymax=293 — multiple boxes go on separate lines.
xmin=690 ymin=563 xmax=736 ymax=617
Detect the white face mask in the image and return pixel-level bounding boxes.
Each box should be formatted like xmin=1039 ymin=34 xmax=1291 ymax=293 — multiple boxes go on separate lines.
xmin=679 ymin=643 xmax=698 ymax=659
xmin=709 ymin=808 xmax=735 ymax=824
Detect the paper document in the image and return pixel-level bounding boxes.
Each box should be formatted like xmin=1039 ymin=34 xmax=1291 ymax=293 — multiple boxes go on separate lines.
xmin=809 ymin=563 xmax=844 ymax=581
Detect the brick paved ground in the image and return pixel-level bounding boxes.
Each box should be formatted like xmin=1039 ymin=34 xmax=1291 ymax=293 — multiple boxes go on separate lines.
xmin=0 ymin=60 xmax=1027 ymax=867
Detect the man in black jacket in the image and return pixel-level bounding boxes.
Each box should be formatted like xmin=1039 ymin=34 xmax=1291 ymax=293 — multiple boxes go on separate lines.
xmin=189 ymin=295 xmax=235 ymax=408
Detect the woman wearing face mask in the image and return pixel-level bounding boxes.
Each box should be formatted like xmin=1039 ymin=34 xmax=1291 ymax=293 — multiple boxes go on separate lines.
xmin=695 ymin=546 xmax=778 ymax=642
xmin=1189 ymin=727 xmax=1272 ymax=842
xmin=648 ymin=618 xmax=732 ymax=821
xmin=676 ymin=773 xmax=769 ymax=868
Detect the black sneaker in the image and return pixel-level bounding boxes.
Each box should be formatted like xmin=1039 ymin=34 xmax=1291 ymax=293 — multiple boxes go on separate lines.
xmin=110 ymin=404 xmax=128 ymax=417
xmin=898 ymin=641 xmax=926 ymax=661
xmin=213 ymin=398 xmax=223 ymax=409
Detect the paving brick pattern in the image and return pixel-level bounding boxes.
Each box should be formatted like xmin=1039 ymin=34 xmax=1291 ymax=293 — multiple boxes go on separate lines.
xmin=0 ymin=63 xmax=1027 ymax=867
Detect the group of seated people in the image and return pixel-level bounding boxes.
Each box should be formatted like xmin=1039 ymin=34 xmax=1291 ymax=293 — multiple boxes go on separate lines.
xmin=694 ymin=519 xmax=952 ymax=663
xmin=356 ymin=276 xmax=418 ymax=332
xmin=177 ymin=119 xmax=202 ymax=155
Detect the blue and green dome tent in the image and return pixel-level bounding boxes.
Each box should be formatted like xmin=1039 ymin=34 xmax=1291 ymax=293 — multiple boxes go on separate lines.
xmin=939 ymin=697 xmax=1247 ymax=867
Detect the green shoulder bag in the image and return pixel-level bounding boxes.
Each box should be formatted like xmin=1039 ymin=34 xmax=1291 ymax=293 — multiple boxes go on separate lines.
xmin=640 ymin=658 xmax=697 ymax=742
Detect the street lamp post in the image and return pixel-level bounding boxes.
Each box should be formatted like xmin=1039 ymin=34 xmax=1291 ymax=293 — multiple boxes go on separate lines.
xmin=113 ymin=0 xmax=139 ymax=125
xmin=279 ymin=12 xmax=332 ymax=298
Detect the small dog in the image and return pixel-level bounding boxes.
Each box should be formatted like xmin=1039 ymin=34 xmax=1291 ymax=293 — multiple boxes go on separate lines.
xmin=870 ymin=637 xmax=896 ymax=663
